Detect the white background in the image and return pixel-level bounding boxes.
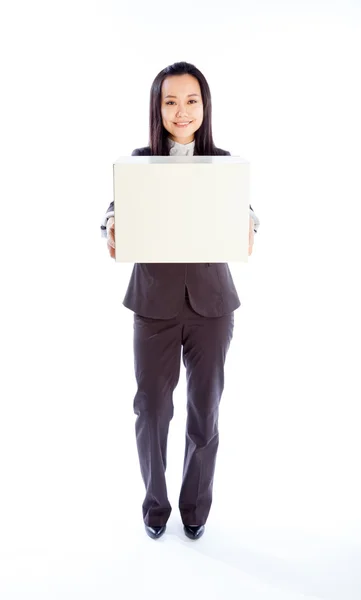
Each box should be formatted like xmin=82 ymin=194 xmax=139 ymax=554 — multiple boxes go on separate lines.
xmin=1 ymin=1 xmax=361 ymax=598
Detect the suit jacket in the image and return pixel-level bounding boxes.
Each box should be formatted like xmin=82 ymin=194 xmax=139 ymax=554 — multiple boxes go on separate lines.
xmin=101 ymin=145 xmax=258 ymax=319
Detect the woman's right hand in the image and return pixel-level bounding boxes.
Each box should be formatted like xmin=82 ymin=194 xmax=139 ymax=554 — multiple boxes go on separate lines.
xmin=106 ymin=216 xmax=115 ymax=259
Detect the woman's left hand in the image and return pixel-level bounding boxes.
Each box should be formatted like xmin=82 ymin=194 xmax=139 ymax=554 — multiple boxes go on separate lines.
xmin=249 ymin=216 xmax=255 ymax=256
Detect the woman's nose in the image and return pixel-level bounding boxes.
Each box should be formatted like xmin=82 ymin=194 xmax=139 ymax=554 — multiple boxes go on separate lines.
xmin=176 ymin=105 xmax=188 ymax=117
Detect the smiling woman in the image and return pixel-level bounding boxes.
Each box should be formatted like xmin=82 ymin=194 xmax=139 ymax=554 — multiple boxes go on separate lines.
xmin=100 ymin=60 xmax=260 ymax=543
xmin=161 ymin=74 xmax=204 ymax=144
xmin=148 ymin=61 xmax=224 ymax=156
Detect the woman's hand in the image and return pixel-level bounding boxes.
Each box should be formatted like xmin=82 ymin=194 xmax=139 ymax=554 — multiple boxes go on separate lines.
xmin=107 ymin=216 xmax=115 ymax=259
xmin=249 ymin=216 xmax=254 ymax=256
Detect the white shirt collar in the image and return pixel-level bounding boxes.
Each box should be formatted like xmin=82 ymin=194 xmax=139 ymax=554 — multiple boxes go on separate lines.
xmin=168 ymin=137 xmax=195 ymax=156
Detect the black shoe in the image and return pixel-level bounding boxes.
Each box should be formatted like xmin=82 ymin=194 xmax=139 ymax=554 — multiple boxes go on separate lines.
xmin=183 ymin=525 xmax=205 ymax=540
xmin=145 ymin=524 xmax=166 ymax=539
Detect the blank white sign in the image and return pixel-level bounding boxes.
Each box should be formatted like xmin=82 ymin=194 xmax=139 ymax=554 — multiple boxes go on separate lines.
xmin=113 ymin=155 xmax=250 ymax=263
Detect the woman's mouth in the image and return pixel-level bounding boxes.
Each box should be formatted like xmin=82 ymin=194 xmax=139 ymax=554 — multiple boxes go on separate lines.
xmin=174 ymin=121 xmax=193 ymax=128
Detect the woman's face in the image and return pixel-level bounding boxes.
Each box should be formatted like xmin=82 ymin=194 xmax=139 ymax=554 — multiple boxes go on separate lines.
xmin=161 ymin=74 xmax=204 ymax=144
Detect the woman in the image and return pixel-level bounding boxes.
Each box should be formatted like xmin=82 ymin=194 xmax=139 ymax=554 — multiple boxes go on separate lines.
xmin=100 ymin=61 xmax=260 ymax=541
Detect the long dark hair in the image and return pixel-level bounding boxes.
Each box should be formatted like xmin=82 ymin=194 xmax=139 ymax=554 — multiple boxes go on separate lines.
xmin=149 ymin=61 xmax=219 ymax=156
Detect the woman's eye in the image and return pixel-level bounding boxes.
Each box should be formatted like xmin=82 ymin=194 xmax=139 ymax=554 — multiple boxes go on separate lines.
xmin=166 ymin=100 xmax=197 ymax=105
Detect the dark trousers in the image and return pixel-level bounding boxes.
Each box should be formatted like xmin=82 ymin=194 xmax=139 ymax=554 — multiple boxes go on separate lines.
xmin=132 ymin=289 xmax=234 ymax=527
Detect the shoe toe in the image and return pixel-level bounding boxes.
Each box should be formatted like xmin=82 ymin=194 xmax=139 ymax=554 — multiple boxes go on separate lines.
xmin=183 ymin=525 xmax=205 ymax=540
xmin=145 ymin=524 xmax=166 ymax=539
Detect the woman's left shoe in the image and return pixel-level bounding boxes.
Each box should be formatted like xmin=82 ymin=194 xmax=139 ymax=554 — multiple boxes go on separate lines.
xmin=183 ymin=525 xmax=205 ymax=540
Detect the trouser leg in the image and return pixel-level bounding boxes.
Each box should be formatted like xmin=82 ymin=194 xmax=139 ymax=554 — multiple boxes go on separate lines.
xmin=133 ymin=314 xmax=182 ymax=526
xmin=179 ymin=297 xmax=234 ymax=526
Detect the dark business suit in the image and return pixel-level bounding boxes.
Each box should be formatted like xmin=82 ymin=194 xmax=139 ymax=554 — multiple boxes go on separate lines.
xmin=102 ymin=145 xmax=257 ymax=527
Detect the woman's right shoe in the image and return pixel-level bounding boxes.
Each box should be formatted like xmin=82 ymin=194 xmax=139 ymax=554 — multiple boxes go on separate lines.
xmin=145 ymin=524 xmax=167 ymax=539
